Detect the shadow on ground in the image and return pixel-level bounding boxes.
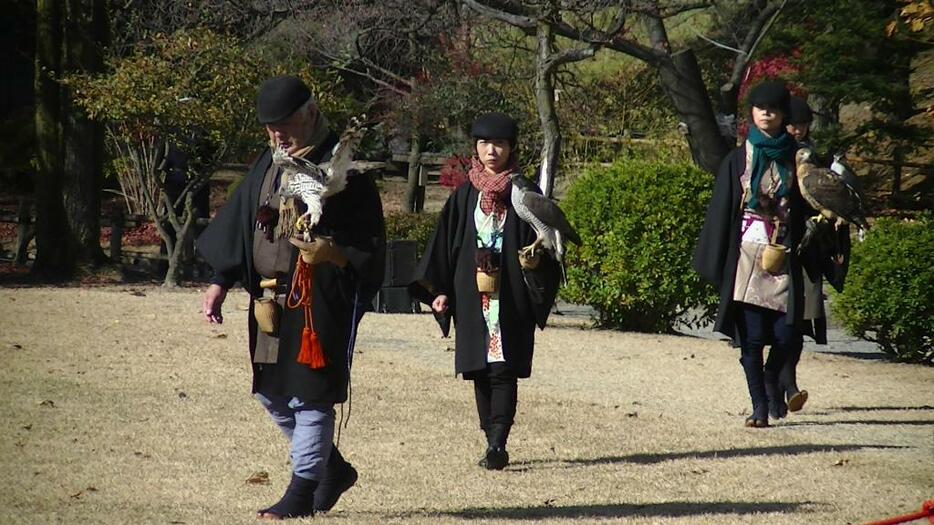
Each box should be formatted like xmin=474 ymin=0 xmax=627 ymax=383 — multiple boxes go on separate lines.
xmin=513 ymin=444 xmax=908 ymax=467
xmin=423 ymin=500 xmax=816 ymax=520
xmin=832 ymin=405 xmax=934 ymax=412
xmin=780 ymin=420 xmax=934 ymax=427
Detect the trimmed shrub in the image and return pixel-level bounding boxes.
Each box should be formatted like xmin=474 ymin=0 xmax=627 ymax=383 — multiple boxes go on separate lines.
xmin=830 ymin=216 xmax=933 ymax=364
xmin=384 ymin=211 xmax=439 ymax=257
xmin=562 ymin=160 xmax=718 ymax=332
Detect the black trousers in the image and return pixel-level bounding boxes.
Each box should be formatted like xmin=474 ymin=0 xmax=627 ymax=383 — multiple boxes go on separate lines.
xmin=736 ymin=303 xmax=800 ymax=416
xmin=472 ymin=362 xmax=518 ymax=447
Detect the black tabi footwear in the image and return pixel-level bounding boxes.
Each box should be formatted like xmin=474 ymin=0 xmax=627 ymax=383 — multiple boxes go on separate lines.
xmin=313 ymin=460 xmax=358 ymax=513
xmin=257 ymin=474 xmax=317 ymax=520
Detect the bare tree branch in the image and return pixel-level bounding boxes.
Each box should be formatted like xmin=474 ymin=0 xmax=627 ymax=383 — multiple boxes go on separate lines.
xmin=461 ymin=0 xmax=537 ymax=28
xmin=722 ymin=0 xmax=787 ymax=93
xmin=544 ymin=45 xmax=597 ymax=75
xmin=657 ymin=1 xmax=712 ymax=18
xmin=550 ymin=16 xmax=660 ymax=64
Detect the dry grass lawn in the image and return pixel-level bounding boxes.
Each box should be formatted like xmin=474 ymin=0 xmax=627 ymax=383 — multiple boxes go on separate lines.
xmin=0 ymin=286 xmax=931 ymax=525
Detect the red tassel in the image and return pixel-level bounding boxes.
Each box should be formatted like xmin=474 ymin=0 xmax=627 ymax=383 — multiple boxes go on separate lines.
xmin=289 ymin=257 xmax=325 ymax=370
xmin=297 ymin=325 xmax=326 ymax=369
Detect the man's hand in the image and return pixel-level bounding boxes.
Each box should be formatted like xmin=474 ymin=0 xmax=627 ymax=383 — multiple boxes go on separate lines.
xmin=202 ymin=284 xmax=227 ymax=324
xmin=432 ymin=294 xmax=449 ymax=314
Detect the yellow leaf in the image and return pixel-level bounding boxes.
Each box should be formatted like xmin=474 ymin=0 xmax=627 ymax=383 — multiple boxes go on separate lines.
xmin=886 ymin=20 xmax=899 ymax=37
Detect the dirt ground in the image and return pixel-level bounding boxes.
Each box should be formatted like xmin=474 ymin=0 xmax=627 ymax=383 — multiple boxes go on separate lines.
xmin=0 ymin=286 xmax=931 ymax=525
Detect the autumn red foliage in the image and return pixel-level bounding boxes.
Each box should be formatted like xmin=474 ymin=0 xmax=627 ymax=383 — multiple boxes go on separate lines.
xmin=736 ymin=51 xmax=806 ymax=139
xmin=439 ymin=154 xmax=471 ymax=190
xmin=99 ymin=222 xmax=162 ymax=247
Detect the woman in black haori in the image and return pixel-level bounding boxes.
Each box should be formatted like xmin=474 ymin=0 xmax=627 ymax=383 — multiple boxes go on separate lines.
xmin=410 ymin=112 xmax=560 ymax=469
xmin=693 ymin=81 xmax=806 ymax=428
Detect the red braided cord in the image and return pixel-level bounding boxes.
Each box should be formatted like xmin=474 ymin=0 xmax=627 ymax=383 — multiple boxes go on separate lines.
xmin=863 ymin=500 xmax=934 ymax=525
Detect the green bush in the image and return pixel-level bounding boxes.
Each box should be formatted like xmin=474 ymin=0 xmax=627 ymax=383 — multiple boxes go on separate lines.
xmin=830 ymin=216 xmax=933 ymax=364
xmin=384 ymin=211 xmax=439 ymax=257
xmin=562 ymin=160 xmax=718 ymax=332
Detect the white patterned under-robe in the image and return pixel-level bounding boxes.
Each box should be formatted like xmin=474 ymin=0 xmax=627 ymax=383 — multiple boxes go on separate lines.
xmin=475 ymin=198 xmax=506 ymax=363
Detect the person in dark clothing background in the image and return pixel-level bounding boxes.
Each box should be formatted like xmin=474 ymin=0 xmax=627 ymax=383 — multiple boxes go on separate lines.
xmin=410 ymin=112 xmax=560 ymax=470
xmin=197 ymin=76 xmax=385 ymax=519
xmin=778 ymin=96 xmax=851 ymax=416
xmin=693 ymin=81 xmax=805 ymax=428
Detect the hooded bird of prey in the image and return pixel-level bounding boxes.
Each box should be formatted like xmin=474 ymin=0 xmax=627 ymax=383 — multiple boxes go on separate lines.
xmin=795 ymin=148 xmax=869 ymax=254
xmin=272 ymin=121 xmax=366 ymax=240
xmin=508 ymin=173 xmax=581 ymax=263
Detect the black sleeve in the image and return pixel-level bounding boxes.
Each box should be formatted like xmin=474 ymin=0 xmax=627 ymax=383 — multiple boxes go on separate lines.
xmin=409 ymin=191 xmax=460 ymax=306
xmin=522 ymin=250 xmax=561 ymax=329
xmin=196 ymin=171 xmax=252 ymax=289
xmin=693 ymin=150 xmax=739 ymax=288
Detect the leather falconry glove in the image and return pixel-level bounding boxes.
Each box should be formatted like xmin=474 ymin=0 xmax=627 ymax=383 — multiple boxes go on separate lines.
xmin=289 ymin=236 xmax=348 ymax=268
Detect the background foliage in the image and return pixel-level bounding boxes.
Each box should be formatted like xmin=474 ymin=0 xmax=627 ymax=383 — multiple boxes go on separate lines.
xmin=384 ymin=211 xmax=439 ymax=257
xmin=561 ymin=160 xmax=718 ymax=332
xmin=831 ymin=215 xmax=934 ymax=364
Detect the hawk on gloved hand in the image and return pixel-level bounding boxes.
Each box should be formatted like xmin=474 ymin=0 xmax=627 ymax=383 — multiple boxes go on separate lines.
xmin=795 ymin=148 xmax=870 ymax=254
xmin=509 ymin=173 xmax=581 ymax=263
xmin=273 ymin=121 xmax=366 ymax=240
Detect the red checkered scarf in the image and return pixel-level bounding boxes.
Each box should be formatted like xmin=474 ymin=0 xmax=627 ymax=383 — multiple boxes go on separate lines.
xmin=467 ymin=156 xmax=514 ymax=219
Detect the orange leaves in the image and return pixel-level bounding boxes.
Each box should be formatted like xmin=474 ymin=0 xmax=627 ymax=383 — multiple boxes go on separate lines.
xmin=887 ymin=1 xmax=934 ymax=36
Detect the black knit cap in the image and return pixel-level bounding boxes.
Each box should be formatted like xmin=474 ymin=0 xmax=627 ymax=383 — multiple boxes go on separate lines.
xmin=747 ymin=80 xmax=790 ymax=113
xmin=256 ymin=76 xmax=313 ymax=124
xmin=787 ymin=96 xmax=814 ymax=124
xmin=471 ymin=112 xmax=519 ymax=145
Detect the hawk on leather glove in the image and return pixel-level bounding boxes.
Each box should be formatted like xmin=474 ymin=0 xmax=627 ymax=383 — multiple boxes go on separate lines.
xmin=273 ymin=122 xmax=366 ymax=240
xmin=509 ymin=173 xmax=581 ymax=263
xmin=795 ymin=148 xmax=870 ymax=253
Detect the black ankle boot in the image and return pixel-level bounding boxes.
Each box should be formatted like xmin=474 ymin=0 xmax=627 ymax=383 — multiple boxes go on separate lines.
xmin=258 ymin=474 xmax=318 ymax=519
xmin=314 ymin=447 xmax=358 ymax=513
xmin=478 ymin=423 xmax=510 ymax=470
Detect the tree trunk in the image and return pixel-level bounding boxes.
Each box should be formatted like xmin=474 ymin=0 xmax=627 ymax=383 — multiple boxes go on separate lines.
xmin=33 ymin=0 xmax=71 ymax=280
xmin=535 ymin=20 xmax=561 ymax=198
xmin=891 ymin=147 xmax=903 ymax=207
xmin=404 ymin=132 xmax=422 ymax=212
xmin=656 ymin=50 xmax=732 ymax=173
xmin=61 ymin=0 xmax=107 ymax=268
xmin=809 ymin=93 xmax=839 ymax=133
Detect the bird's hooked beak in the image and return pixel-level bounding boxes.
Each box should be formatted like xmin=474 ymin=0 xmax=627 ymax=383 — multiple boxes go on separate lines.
xmin=796 ymin=149 xmax=812 ymax=164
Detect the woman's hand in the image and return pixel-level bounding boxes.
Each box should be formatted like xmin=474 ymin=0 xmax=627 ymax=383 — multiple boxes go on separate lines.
xmin=432 ymin=294 xmax=449 ymax=314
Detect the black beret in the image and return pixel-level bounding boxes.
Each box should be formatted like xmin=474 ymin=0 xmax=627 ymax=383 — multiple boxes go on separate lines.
xmin=787 ymin=96 xmax=814 ymax=124
xmin=748 ymin=80 xmax=790 ymax=113
xmin=470 ymin=112 xmax=519 ymax=143
xmin=256 ymin=76 xmax=313 ymax=124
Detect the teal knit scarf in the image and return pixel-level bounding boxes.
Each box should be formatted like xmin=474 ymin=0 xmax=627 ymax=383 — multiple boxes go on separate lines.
xmin=746 ymin=127 xmax=796 ymax=210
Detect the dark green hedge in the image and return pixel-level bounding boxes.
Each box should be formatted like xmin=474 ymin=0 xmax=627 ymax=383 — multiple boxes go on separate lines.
xmin=561 ymin=160 xmax=718 ymax=332
xmin=830 ymin=216 xmax=933 ymax=364
xmin=384 ymin=211 xmax=439 ymax=257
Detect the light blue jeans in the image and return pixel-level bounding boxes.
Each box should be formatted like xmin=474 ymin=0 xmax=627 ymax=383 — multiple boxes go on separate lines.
xmin=254 ymin=392 xmax=335 ymax=481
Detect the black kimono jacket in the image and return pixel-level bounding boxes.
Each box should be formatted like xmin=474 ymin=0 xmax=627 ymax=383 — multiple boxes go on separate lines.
xmin=409 ymin=182 xmax=560 ymax=379
xmin=692 ymin=145 xmax=807 ymax=339
xmin=196 ymin=135 xmax=385 ymax=403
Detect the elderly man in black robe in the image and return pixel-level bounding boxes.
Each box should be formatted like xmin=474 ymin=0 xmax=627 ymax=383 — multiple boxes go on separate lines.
xmin=197 ymin=76 xmax=385 ymax=519
xmin=410 ymin=113 xmax=560 ymax=471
